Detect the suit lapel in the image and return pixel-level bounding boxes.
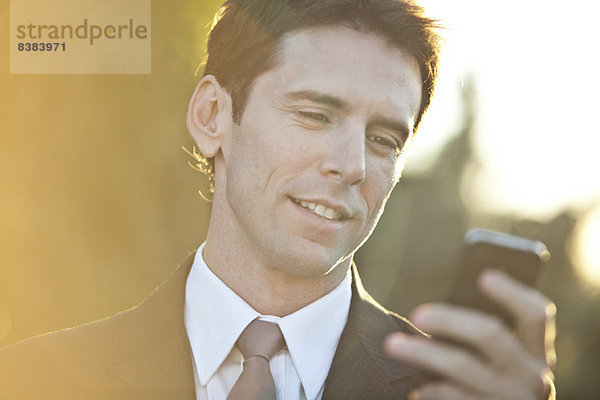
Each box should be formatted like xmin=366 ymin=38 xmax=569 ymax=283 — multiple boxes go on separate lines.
xmin=102 ymin=251 xmax=197 ymax=399
xmin=323 ymin=264 xmax=425 ymax=399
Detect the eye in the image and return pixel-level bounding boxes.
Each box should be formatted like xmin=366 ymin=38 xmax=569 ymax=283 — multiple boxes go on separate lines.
xmin=295 ymin=111 xmax=331 ymax=124
xmin=367 ymin=135 xmax=401 ymax=154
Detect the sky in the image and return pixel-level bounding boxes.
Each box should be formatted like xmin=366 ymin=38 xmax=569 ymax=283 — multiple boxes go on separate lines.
xmin=408 ymin=0 xmax=600 ymax=284
xmin=406 ymin=0 xmax=600 ymax=217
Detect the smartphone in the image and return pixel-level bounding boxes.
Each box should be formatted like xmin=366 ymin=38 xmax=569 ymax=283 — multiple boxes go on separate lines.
xmin=445 ymin=229 xmax=551 ymax=329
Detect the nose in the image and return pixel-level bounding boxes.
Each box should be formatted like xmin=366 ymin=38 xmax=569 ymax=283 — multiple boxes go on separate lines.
xmin=319 ymin=124 xmax=366 ymax=186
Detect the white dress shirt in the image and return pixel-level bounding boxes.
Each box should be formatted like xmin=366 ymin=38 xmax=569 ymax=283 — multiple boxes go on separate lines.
xmin=184 ymin=243 xmax=352 ymax=400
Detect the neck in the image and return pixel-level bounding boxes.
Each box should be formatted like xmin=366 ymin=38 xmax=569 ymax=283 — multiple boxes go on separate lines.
xmin=202 ymin=226 xmax=351 ymax=318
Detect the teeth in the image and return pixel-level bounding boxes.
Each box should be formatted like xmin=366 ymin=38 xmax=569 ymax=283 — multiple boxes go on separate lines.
xmin=324 ymin=208 xmax=336 ymax=219
xmin=293 ymin=198 xmax=342 ymax=221
xmin=314 ymin=204 xmax=326 ymax=217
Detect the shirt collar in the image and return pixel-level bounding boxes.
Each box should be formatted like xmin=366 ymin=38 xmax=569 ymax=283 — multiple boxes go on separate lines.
xmin=184 ymin=243 xmax=259 ymax=385
xmin=184 ymin=242 xmax=352 ymax=399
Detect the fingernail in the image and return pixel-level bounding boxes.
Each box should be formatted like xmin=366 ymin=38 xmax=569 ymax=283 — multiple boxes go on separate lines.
xmin=408 ymin=389 xmax=419 ymax=400
xmin=480 ymin=268 xmax=503 ymax=287
xmin=386 ymin=332 xmax=406 ymax=347
xmin=384 ymin=333 xmax=408 ymax=356
xmin=411 ymin=305 xmax=432 ymax=328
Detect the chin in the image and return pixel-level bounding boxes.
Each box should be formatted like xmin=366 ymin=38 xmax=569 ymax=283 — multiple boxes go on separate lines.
xmin=270 ymin=244 xmax=352 ymax=280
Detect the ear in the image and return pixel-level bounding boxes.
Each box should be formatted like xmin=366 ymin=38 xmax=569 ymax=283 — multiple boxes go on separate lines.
xmin=186 ymin=75 xmax=233 ymax=158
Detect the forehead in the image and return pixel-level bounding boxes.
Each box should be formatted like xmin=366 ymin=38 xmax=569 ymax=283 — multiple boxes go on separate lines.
xmin=264 ymin=26 xmax=422 ymax=123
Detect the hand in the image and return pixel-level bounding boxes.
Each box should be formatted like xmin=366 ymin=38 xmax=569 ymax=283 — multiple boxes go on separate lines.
xmin=384 ymin=269 xmax=556 ymax=400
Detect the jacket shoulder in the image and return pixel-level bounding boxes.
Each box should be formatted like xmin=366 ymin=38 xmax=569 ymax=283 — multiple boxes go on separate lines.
xmin=0 ymin=307 xmax=137 ymax=398
xmin=386 ymin=308 xmax=429 ymax=338
xmin=0 ymin=255 xmax=196 ymax=400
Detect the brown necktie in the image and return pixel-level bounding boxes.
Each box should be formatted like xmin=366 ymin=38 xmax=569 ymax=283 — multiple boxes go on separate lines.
xmin=227 ymin=319 xmax=285 ymax=400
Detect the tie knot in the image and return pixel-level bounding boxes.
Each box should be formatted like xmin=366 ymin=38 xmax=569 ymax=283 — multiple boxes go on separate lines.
xmin=237 ymin=320 xmax=285 ymax=362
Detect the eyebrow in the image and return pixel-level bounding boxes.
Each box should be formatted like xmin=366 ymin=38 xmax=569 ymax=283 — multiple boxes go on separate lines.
xmin=284 ymin=90 xmax=349 ymax=111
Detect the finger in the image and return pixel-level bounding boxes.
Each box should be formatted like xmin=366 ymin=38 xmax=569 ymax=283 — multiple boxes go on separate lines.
xmin=478 ymin=269 xmax=556 ymax=363
xmin=410 ymin=303 xmax=530 ymax=369
xmin=410 ymin=304 xmax=552 ymax=395
xmin=410 ymin=375 xmax=552 ymax=400
xmin=409 ymin=382 xmax=482 ymax=400
xmin=384 ymin=333 xmax=495 ymax=393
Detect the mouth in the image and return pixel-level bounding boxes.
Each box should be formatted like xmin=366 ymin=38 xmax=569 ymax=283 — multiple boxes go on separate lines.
xmin=291 ymin=198 xmax=344 ymax=221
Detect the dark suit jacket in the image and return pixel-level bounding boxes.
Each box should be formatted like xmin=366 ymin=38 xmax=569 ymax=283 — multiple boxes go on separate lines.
xmin=0 ymin=254 xmax=425 ymax=399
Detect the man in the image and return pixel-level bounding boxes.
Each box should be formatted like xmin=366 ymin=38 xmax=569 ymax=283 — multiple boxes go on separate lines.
xmin=0 ymin=0 xmax=556 ymax=399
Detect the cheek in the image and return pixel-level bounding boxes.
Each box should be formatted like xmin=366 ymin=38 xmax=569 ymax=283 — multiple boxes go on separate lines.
xmin=362 ymin=160 xmax=398 ymax=217
xmin=227 ymin=123 xmax=272 ymax=174
xmin=225 ymin=128 xmax=298 ymax=200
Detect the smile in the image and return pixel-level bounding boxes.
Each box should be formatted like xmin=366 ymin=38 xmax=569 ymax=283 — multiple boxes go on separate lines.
xmin=292 ymin=198 xmax=342 ymax=221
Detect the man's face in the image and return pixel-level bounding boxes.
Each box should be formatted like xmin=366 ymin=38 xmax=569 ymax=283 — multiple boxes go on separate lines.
xmin=217 ymin=26 xmax=422 ymax=278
